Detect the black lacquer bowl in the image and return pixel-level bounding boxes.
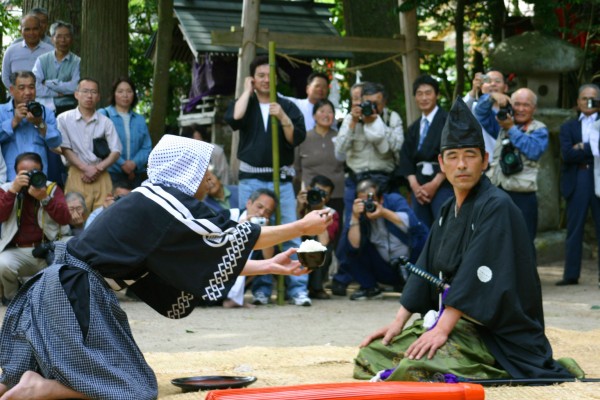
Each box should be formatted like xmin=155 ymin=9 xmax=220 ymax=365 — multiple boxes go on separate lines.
xmin=298 ymin=250 xmax=326 ymax=270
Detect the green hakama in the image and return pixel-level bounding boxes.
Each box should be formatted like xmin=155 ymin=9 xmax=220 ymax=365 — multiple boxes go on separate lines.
xmin=354 ymin=318 xmax=510 ymax=381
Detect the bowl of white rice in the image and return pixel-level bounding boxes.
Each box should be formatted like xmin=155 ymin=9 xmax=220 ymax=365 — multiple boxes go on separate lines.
xmin=297 ymin=239 xmax=327 ymax=269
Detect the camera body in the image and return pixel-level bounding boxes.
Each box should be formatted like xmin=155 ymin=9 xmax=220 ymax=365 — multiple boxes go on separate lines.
xmin=496 ymin=103 xmax=513 ymax=121
xmin=363 ymin=192 xmax=376 ymax=213
xmin=250 ymin=216 xmax=267 ymax=226
xmin=32 ymin=241 xmax=55 ymax=265
xmin=587 ymin=99 xmax=600 ymax=108
xmin=499 ymin=138 xmax=523 ymax=176
xmin=360 ymin=100 xmax=377 ymax=117
xmin=306 ymin=188 xmax=327 ymax=207
xmin=26 ymin=169 xmax=47 ymax=189
xmin=26 ymin=101 xmax=44 ymax=118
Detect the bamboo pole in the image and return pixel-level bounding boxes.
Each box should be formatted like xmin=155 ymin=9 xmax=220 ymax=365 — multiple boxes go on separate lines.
xmin=268 ymin=42 xmax=284 ymax=305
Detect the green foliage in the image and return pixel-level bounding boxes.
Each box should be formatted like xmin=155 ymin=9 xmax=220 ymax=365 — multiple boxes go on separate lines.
xmin=0 ymin=3 xmax=21 ymax=43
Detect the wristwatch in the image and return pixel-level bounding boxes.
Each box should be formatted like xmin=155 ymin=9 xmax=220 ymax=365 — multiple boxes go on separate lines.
xmin=40 ymin=196 xmax=52 ymax=207
xmin=36 ymin=121 xmax=46 ymax=130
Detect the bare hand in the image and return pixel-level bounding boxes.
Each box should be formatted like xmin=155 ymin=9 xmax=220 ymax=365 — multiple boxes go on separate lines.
xmin=296 ymin=190 xmax=308 ymax=207
xmin=12 ymin=102 xmax=29 ymax=126
xmin=471 ymin=73 xmax=483 ymax=97
xmin=69 ymin=209 xmax=85 ymax=226
xmin=300 ymin=209 xmax=332 ymax=236
xmin=411 ymin=182 xmax=430 ymax=205
xmin=269 ymin=103 xmax=286 ymax=121
xmin=10 ymin=170 xmax=31 ymax=193
xmin=102 ymin=193 xmax=116 ymax=208
xmin=490 ymin=92 xmax=510 ymax=107
xmin=405 ymin=327 xmax=448 ymax=360
xmin=81 ymin=165 xmax=100 ymax=183
xmin=359 ymin=319 xmax=405 ymax=348
xmin=364 ymin=200 xmax=383 ymax=220
xmin=244 ymin=76 xmax=254 ymax=94
xmin=351 ymin=197 xmax=365 ymax=218
xmin=267 ymin=248 xmax=306 ymax=275
xmin=121 ymin=160 xmax=136 ymax=175
xmin=350 ymin=104 xmax=362 ymax=123
xmin=28 ymin=185 xmax=48 ymax=201
xmin=420 ymin=180 xmax=440 ymax=202
xmin=496 ymin=115 xmax=515 ymax=131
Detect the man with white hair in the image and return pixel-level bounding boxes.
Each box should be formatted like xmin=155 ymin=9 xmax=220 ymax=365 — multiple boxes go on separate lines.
xmin=0 ymin=135 xmax=332 ymax=400
xmin=486 ymin=87 xmax=548 ymax=242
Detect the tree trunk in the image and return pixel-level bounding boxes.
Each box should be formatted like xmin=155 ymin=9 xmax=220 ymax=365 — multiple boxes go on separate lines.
xmin=148 ymin=0 xmax=174 ymax=146
xmin=80 ymin=0 xmax=128 ymax=107
xmin=453 ymin=0 xmax=466 ymax=99
xmin=22 ymin=0 xmax=83 ymax=54
xmin=342 ymin=0 xmax=405 ymax=121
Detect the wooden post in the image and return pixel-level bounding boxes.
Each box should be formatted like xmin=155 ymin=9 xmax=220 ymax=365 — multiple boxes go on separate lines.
xmin=399 ymin=0 xmax=420 ymax=123
xmin=268 ymin=42 xmax=284 ymax=305
xmin=230 ymin=0 xmax=260 ymax=183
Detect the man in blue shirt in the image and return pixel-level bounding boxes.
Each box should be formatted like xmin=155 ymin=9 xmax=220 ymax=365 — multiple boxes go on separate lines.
xmin=1 ymin=14 xmax=53 ymax=91
xmin=484 ymin=87 xmax=548 ymax=242
xmin=0 ymin=71 xmax=61 ymax=181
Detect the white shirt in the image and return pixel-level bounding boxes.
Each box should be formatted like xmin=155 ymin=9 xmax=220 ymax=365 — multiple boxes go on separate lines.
xmin=580 ymin=112 xmax=598 ymax=144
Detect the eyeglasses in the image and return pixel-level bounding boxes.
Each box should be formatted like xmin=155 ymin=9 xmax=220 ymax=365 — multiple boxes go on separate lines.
xmin=78 ymin=89 xmax=98 ymax=96
xmin=68 ymin=206 xmax=84 ymax=213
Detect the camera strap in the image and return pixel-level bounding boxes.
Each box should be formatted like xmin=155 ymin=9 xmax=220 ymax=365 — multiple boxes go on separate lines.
xmin=40 ymin=182 xmax=58 ymax=243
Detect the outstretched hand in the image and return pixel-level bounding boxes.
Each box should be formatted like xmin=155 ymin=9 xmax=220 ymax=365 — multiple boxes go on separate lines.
xmin=267 ymin=248 xmax=306 ymax=276
xmin=300 ymin=209 xmax=333 ymax=236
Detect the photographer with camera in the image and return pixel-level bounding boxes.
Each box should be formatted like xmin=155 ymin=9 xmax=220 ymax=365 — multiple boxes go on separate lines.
xmin=337 ymin=178 xmax=428 ymax=301
xmin=486 ymin=87 xmax=548 ymax=242
xmin=557 ymin=83 xmax=600 ymax=287
xmin=0 ymin=71 xmax=61 ymax=182
xmin=296 ymin=175 xmax=340 ymax=300
xmin=0 ymin=152 xmax=70 ymax=305
xmin=473 ymin=70 xmax=510 ymax=141
xmin=334 ymin=81 xmax=404 ymax=224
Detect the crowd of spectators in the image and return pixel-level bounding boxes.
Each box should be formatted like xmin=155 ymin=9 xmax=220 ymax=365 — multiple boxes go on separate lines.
xmin=1 ymin=8 xmax=599 ymax=308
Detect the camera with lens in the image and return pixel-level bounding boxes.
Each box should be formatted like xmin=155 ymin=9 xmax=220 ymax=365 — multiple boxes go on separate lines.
xmin=363 ymin=192 xmax=376 ymax=213
xmin=26 ymin=101 xmax=44 ymax=118
xmin=26 ymin=169 xmax=47 ymax=189
xmin=587 ymin=98 xmax=600 ymax=108
xmin=306 ymin=188 xmax=327 ymax=208
xmin=250 ymin=216 xmax=267 ymax=226
xmin=32 ymin=241 xmax=56 ymax=265
xmin=360 ymin=100 xmax=377 ymax=117
xmin=496 ymin=103 xmax=513 ymax=121
xmin=499 ymin=138 xmax=523 ymax=176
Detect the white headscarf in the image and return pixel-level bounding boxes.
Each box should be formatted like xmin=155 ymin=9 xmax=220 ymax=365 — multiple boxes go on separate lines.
xmin=147 ymin=134 xmax=214 ymax=197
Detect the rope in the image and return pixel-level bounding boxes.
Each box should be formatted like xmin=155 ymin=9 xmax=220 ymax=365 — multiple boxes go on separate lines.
xmin=236 ymin=39 xmax=433 ymax=75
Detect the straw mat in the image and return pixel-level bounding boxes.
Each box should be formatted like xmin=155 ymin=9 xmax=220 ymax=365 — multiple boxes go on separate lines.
xmin=153 ymin=327 xmax=600 ymax=399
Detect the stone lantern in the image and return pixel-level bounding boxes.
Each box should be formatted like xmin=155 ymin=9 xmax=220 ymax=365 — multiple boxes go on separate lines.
xmin=490 ymin=31 xmax=584 ymax=108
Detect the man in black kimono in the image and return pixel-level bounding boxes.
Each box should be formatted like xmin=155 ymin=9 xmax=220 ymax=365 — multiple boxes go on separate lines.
xmin=354 ymin=98 xmax=579 ymax=382
xmin=0 ymin=134 xmax=332 ymax=400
